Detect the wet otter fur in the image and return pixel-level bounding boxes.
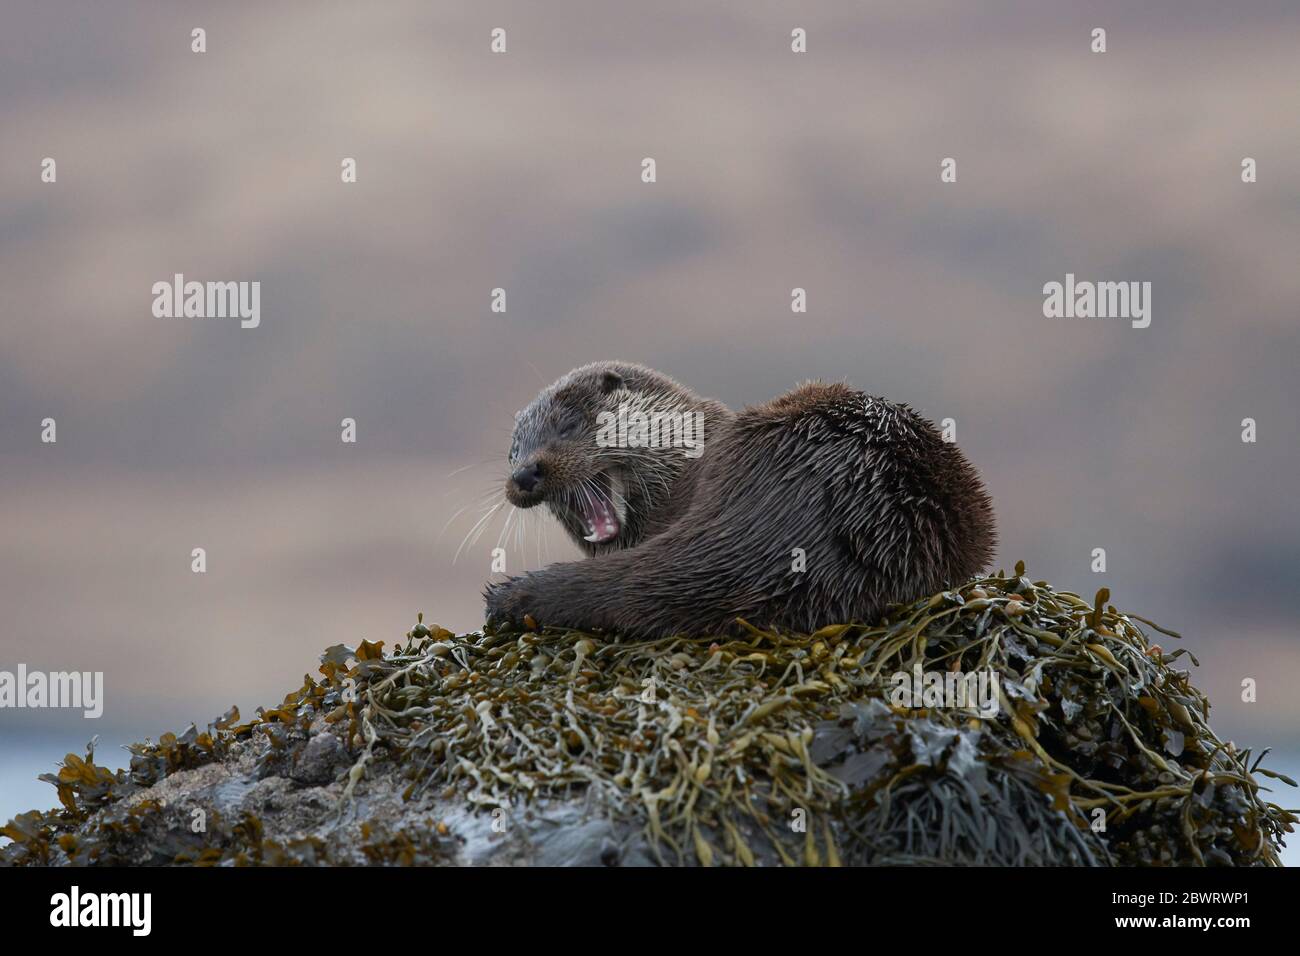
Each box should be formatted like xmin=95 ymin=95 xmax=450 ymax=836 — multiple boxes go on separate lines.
xmin=484 ymin=361 xmax=996 ymax=638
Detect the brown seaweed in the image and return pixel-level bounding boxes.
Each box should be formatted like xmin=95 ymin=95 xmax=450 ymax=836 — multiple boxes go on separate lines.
xmin=3 ymin=566 xmax=1295 ymax=866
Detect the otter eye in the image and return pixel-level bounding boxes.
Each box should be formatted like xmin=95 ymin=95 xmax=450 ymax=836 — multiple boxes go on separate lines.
xmin=559 ymin=421 xmax=582 ymax=439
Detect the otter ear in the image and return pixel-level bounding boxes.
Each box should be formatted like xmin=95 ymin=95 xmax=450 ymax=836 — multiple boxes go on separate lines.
xmin=599 ymin=370 xmax=624 ymax=394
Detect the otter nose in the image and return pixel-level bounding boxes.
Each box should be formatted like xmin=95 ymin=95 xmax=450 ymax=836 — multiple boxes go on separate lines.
xmin=511 ymin=462 xmax=544 ymax=494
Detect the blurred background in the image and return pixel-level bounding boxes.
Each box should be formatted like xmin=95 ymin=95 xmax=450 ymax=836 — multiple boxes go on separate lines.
xmin=2 ymin=1 xmax=1297 ymax=861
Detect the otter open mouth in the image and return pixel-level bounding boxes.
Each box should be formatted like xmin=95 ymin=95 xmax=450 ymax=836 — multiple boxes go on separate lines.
xmin=578 ymin=473 xmax=626 ymax=544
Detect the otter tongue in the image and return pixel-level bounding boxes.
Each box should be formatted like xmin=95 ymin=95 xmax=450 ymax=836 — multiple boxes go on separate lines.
xmin=581 ymin=498 xmax=620 ymax=543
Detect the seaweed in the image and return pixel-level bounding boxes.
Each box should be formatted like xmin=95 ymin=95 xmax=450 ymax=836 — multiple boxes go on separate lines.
xmin=3 ymin=564 xmax=1295 ymax=866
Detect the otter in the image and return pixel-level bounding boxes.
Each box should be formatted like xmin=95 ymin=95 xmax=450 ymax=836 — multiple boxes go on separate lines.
xmin=484 ymin=361 xmax=996 ymax=638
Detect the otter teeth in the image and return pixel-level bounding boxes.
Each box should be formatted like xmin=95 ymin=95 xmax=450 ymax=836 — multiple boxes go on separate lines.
xmin=580 ymin=494 xmax=621 ymax=543
xmin=582 ymin=515 xmax=619 ymax=542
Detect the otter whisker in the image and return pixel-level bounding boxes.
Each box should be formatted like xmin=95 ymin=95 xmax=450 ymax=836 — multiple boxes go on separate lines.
xmin=443 ymin=458 xmax=500 ymax=480
xmin=580 ymin=473 xmax=630 ymax=516
xmin=437 ymin=485 xmax=505 ymax=545
xmin=495 ymin=504 xmax=518 ymax=553
xmin=455 ymin=499 xmax=504 ymax=565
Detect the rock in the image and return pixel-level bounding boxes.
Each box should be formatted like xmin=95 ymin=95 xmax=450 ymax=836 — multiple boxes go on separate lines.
xmin=3 ymin=569 xmax=1295 ymax=867
xmin=290 ymin=732 xmax=347 ymax=786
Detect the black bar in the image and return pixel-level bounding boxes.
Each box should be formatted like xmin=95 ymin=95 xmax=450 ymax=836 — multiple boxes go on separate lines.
xmin=1 ymin=864 xmax=1292 ymax=941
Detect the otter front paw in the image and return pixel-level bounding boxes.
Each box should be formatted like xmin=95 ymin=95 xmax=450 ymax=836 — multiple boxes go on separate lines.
xmin=484 ymin=577 xmax=539 ymax=628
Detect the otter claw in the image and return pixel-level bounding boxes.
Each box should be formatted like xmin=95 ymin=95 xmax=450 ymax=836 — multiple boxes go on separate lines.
xmin=484 ymin=577 xmax=537 ymax=627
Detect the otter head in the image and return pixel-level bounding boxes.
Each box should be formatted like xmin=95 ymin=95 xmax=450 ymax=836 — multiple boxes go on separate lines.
xmin=504 ymin=361 xmax=715 ymax=554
